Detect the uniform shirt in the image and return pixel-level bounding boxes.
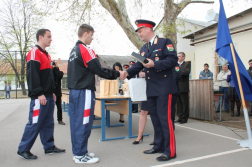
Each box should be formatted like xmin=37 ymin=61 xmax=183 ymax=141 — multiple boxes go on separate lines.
xmin=67 ymin=40 xmax=119 ymax=91
xmin=26 ymin=45 xmax=55 ymax=99
xmin=178 ymin=61 xmax=184 ymax=67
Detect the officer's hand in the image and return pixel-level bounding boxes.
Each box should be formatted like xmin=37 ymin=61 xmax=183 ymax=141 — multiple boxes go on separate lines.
xmin=53 ymin=93 xmax=56 ymax=102
xmin=142 ymin=58 xmax=154 ymax=68
xmin=119 ymin=71 xmax=128 ymax=80
xmin=200 ymin=75 xmax=203 ymax=77
xmin=139 ymin=72 xmax=145 ymax=78
xmin=38 ymin=95 xmax=47 ymax=105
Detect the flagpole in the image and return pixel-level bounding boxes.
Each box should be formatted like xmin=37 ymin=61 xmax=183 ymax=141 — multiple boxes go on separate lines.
xmin=230 ymin=43 xmax=252 ymax=149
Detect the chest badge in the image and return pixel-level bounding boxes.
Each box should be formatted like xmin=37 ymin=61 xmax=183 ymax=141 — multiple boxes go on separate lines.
xmin=167 ymin=44 xmax=174 ymax=51
xmin=175 ymin=66 xmax=180 ymax=71
xmin=155 ymin=57 xmax=159 ymax=61
xmin=141 ymin=52 xmax=145 ymax=56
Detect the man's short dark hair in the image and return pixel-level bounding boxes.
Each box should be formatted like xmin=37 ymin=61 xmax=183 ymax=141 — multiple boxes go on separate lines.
xmin=178 ymin=52 xmax=186 ymax=57
xmin=36 ymin=29 xmax=50 ymax=42
xmin=78 ymin=24 xmax=94 ymax=37
xmin=204 ymin=63 xmax=209 ymax=67
xmin=249 ymin=59 xmax=252 ymax=63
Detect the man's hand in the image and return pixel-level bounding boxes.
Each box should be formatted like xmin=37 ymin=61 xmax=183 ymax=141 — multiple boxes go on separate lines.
xmin=200 ymin=75 xmax=203 ymax=77
xmin=139 ymin=71 xmax=145 ymax=78
xmin=119 ymin=71 xmax=128 ymax=80
xmin=53 ymin=93 xmax=56 ymax=102
xmin=142 ymin=58 xmax=154 ymax=68
xmin=38 ymin=95 xmax=47 ymax=105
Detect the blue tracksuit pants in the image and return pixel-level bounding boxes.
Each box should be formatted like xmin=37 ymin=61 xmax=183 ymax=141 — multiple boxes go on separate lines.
xmin=69 ymin=89 xmax=95 ymax=156
xmin=18 ymin=97 xmax=55 ymax=152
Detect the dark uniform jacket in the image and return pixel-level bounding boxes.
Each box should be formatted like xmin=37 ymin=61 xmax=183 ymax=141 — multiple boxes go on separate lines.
xmin=127 ymin=36 xmax=178 ymax=97
xmin=179 ymin=61 xmax=191 ymax=93
xmin=173 ymin=63 xmax=181 ymax=94
xmin=26 ymin=45 xmax=55 ymax=99
xmin=53 ymin=67 xmax=64 ymax=97
xmin=68 ymin=40 xmax=119 ymax=90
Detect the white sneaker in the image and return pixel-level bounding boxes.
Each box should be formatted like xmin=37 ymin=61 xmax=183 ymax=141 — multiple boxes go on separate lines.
xmin=73 ymin=153 xmax=95 ymax=161
xmin=74 ymin=154 xmax=99 ymax=164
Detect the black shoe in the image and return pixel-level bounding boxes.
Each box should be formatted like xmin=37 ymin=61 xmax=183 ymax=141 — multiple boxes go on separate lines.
xmin=236 ymin=112 xmax=240 ymax=117
xmin=132 ymin=136 xmax=143 ymax=144
xmin=174 ymin=119 xmax=182 ymax=122
xmin=156 ymin=154 xmax=176 ymax=161
xmin=250 ymin=113 xmax=252 ymax=116
xmin=179 ymin=120 xmax=187 ymax=124
xmin=231 ymin=112 xmax=234 ymax=117
xmin=119 ymin=119 xmax=124 ymax=123
xmin=132 ymin=110 xmax=138 ymax=113
xmin=216 ymin=110 xmax=220 ymax=113
xmin=225 ymin=110 xmax=229 ymax=113
xmin=17 ymin=151 xmax=38 ymax=160
xmin=45 ymin=146 xmax=65 ymax=154
xmin=143 ymin=148 xmax=162 ymax=154
xmin=58 ymin=121 xmax=65 ymax=125
xmin=149 ymin=142 xmax=154 ymax=145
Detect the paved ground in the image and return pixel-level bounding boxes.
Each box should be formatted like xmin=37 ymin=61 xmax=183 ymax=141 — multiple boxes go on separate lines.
xmin=1 ymin=98 xmax=252 ymax=167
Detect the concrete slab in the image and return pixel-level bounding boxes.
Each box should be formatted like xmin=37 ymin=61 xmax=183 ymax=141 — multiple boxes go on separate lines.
xmin=0 ymin=98 xmax=252 ymax=167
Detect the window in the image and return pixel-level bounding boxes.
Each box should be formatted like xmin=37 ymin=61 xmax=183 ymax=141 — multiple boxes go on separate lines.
xmin=61 ymin=77 xmax=68 ymax=89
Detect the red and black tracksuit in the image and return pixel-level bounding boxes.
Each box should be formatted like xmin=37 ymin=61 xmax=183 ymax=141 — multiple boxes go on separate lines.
xmin=67 ymin=40 xmax=119 ymax=156
xmin=18 ymin=45 xmax=55 ymax=152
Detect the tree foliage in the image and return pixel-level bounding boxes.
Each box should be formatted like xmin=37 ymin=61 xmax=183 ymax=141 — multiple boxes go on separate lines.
xmin=0 ymin=0 xmax=45 ymax=95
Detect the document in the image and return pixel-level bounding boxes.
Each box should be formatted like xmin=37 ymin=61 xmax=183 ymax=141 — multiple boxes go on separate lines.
xmin=131 ymin=52 xmax=149 ymax=64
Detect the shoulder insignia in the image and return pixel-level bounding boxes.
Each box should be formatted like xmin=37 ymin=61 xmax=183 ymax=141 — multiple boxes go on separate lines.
xmin=141 ymin=52 xmax=145 ymax=56
xmin=167 ymin=44 xmax=174 ymax=51
xmin=175 ymin=66 xmax=180 ymax=71
xmin=154 ymin=36 xmax=158 ymax=45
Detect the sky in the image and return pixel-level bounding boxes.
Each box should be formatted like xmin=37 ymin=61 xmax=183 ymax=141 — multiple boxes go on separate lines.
xmin=42 ymin=0 xmax=252 ymax=60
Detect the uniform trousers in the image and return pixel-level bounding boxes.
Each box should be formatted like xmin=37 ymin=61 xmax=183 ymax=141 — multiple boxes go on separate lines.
xmin=177 ymin=92 xmax=189 ymax=121
xmin=55 ymin=95 xmax=63 ymax=121
xmin=69 ymin=89 xmax=95 ymax=156
xmin=148 ymin=94 xmax=176 ymax=157
xmin=18 ymin=97 xmax=55 ymax=152
xmin=171 ymin=94 xmax=178 ymax=127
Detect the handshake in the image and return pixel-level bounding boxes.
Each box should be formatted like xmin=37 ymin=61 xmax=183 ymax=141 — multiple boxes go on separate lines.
xmin=118 ymin=58 xmax=154 ymax=80
xmin=119 ymin=71 xmax=128 ymax=80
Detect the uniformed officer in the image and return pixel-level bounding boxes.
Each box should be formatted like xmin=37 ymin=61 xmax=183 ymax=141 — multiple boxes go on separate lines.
xmin=123 ymin=64 xmax=130 ymax=70
xmin=122 ymin=19 xmax=178 ymax=161
xmin=172 ymin=63 xmax=181 ymax=127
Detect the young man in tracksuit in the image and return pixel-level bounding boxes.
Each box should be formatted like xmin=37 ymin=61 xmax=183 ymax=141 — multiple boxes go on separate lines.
xmin=67 ymin=24 xmax=123 ymax=164
xmin=17 ymin=29 xmax=65 ymax=160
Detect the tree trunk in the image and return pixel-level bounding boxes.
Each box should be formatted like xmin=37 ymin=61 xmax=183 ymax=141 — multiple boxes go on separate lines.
xmin=20 ymin=80 xmax=26 ymax=95
xmin=20 ymin=53 xmax=27 ymax=95
xmin=98 ymin=0 xmax=144 ymax=50
xmin=163 ymin=1 xmax=178 ymax=50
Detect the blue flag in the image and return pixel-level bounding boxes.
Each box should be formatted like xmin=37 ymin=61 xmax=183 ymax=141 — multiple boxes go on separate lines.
xmin=216 ymin=0 xmax=252 ymax=102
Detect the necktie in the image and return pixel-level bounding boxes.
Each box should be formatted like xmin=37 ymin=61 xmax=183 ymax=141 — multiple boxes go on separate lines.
xmin=148 ymin=42 xmax=151 ymax=52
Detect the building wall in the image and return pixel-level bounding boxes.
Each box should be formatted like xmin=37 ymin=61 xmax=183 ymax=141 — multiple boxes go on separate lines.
xmin=155 ymin=19 xmax=206 ymax=79
xmin=192 ymin=12 xmax=252 ymax=88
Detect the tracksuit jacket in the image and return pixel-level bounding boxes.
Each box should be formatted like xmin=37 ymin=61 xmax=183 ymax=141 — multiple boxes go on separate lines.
xmin=26 ymin=45 xmax=54 ymax=99
xmin=67 ymin=40 xmax=119 ymax=90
